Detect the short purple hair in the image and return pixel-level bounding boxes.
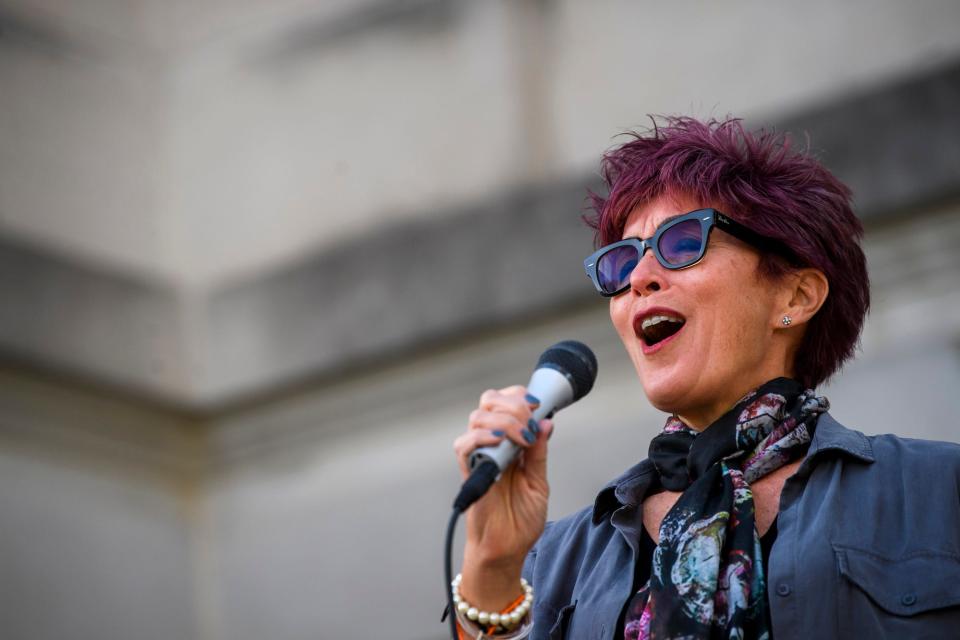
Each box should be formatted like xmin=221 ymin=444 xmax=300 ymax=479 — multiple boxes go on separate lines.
xmin=586 ymin=116 xmax=869 ymax=388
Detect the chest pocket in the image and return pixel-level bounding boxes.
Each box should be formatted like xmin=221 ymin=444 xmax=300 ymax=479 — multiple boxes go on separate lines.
xmin=834 ymin=544 xmax=960 ymax=637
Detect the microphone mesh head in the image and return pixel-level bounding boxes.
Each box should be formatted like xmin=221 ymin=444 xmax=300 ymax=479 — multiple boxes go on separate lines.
xmin=536 ymin=340 xmax=598 ymax=401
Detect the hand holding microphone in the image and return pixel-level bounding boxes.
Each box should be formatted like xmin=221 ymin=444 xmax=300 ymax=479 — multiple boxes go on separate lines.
xmin=467 ymin=341 xmax=598 ymax=476
xmin=453 ymin=340 xmax=597 ymax=513
xmin=450 ymin=341 xmax=597 ymax=614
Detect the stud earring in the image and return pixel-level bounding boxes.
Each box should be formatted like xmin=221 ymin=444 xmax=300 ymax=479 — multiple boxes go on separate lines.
xmin=781 ymin=315 xmax=793 ymax=326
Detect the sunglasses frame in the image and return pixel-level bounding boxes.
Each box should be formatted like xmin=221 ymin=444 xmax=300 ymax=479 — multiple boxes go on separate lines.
xmin=583 ymin=208 xmax=791 ymax=297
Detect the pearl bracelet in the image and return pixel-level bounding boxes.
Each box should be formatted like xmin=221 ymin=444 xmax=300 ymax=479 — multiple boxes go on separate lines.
xmin=451 ymin=573 xmax=533 ymax=633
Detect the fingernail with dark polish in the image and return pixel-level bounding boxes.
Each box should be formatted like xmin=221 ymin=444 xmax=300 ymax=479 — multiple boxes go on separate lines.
xmin=525 ymin=393 xmax=540 ymax=406
xmin=522 ymin=429 xmax=536 ymax=444
xmin=528 ymin=418 xmax=540 ymax=434
xmin=491 ymin=430 xmax=505 ymax=437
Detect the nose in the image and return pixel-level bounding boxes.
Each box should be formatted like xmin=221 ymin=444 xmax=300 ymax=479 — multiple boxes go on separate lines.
xmin=627 ymin=249 xmax=664 ymax=295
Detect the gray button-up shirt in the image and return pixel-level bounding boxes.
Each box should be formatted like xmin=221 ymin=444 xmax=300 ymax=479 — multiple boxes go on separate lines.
xmin=523 ymin=413 xmax=960 ymax=639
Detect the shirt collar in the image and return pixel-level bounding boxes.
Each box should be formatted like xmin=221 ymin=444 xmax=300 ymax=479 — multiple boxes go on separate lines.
xmin=591 ymin=459 xmax=656 ymax=524
xmin=590 ymin=412 xmax=873 ymax=524
xmin=806 ymin=411 xmax=875 ymax=463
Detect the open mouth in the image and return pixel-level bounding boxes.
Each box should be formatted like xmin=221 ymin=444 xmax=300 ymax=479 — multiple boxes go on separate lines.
xmin=638 ymin=314 xmax=686 ymax=347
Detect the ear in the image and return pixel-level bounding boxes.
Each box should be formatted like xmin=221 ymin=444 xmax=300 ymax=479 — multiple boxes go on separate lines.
xmin=776 ymin=268 xmax=829 ymax=329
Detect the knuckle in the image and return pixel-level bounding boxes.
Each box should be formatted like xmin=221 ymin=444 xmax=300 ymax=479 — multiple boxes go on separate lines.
xmin=499 ymin=415 xmax=521 ymax=432
xmin=511 ymin=397 xmax=532 ymax=417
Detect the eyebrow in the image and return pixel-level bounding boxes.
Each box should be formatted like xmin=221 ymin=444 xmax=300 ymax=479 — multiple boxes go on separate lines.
xmin=624 ymin=212 xmax=687 ymax=239
xmin=655 ymin=213 xmax=686 ymax=229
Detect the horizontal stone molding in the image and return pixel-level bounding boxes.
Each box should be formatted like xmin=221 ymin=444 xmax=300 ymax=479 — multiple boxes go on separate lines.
xmin=2 ymin=59 xmax=959 ymax=410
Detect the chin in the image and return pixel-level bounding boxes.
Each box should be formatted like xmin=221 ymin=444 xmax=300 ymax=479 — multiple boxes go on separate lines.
xmin=636 ymin=366 xmax=696 ymax=415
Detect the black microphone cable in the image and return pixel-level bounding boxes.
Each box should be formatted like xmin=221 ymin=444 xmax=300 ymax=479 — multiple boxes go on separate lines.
xmin=443 ymin=460 xmax=499 ymax=639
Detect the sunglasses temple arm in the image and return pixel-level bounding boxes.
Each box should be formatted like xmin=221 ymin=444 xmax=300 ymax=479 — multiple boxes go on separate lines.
xmin=717 ymin=216 xmax=798 ymax=264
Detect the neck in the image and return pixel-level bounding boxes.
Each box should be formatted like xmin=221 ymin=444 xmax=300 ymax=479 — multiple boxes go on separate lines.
xmin=677 ymin=374 xmax=795 ymax=431
xmin=677 ymin=406 xmax=732 ymax=432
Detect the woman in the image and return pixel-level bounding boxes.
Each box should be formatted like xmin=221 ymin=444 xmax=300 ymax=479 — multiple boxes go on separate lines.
xmin=451 ymin=117 xmax=960 ymax=639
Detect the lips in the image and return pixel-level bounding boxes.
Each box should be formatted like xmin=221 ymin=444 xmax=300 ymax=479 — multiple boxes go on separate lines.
xmin=633 ymin=307 xmax=687 ymax=353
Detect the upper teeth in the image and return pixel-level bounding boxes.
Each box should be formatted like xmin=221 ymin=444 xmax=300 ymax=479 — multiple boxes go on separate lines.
xmin=641 ymin=315 xmax=684 ymax=330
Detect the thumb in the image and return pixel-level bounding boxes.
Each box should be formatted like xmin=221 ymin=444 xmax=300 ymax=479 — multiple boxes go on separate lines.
xmin=522 ymin=419 xmax=553 ymax=479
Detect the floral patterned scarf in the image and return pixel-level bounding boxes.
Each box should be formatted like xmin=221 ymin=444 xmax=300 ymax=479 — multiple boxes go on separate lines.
xmin=623 ymin=377 xmax=828 ymax=640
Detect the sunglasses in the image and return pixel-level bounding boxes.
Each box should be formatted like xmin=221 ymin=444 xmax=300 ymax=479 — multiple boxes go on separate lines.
xmin=583 ymin=208 xmax=790 ymax=297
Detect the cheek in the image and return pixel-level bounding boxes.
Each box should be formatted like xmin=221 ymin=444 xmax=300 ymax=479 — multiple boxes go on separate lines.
xmin=690 ymin=270 xmax=768 ymax=353
xmin=609 ymin=298 xmax=631 ymax=338
xmin=709 ymin=285 xmax=773 ymax=356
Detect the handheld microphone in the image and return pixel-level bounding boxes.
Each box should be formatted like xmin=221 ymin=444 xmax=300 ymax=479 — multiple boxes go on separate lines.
xmin=443 ymin=341 xmax=597 ymax=640
xmin=453 ymin=340 xmax=598 ymax=511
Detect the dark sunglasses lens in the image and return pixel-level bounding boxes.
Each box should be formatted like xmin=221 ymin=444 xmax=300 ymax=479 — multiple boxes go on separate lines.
xmin=658 ymin=219 xmax=704 ymax=266
xmin=596 ymin=244 xmax=639 ymax=294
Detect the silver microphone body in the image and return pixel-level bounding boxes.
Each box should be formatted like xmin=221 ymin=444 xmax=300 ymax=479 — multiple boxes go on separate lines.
xmin=467 ymin=367 xmax=574 ymax=473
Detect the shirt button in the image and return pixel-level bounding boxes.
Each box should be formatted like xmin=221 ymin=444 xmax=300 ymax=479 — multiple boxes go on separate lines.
xmin=901 ymin=593 xmax=917 ymax=606
xmin=776 ymin=584 xmax=792 ymax=597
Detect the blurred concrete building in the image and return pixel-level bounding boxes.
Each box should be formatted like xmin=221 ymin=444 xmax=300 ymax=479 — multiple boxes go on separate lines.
xmin=1 ymin=1 xmax=959 ymax=638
